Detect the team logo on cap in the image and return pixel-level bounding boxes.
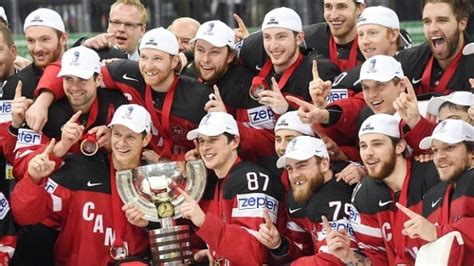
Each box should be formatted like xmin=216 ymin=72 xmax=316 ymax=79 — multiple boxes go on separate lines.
xmin=437 ymin=120 xmax=447 ymax=133
xmin=287 ymin=138 xmax=298 ymax=152
xmin=267 ymin=17 xmax=278 ymax=25
xmin=361 ymin=122 xmax=374 ymax=132
xmin=367 ymin=58 xmax=378 ymax=73
xmin=204 ymin=22 xmax=215 ymax=35
xmin=201 ymin=113 xmax=212 ymax=125
xmin=70 ymin=51 xmax=81 ymax=66
xmin=30 ymin=15 xmax=44 ymax=23
xmin=277 ymin=119 xmax=288 ymax=127
xmin=357 ymin=15 xmax=367 ymax=23
xmin=122 ymin=106 xmax=134 ymax=120
xmin=145 ymin=37 xmax=158 ymax=46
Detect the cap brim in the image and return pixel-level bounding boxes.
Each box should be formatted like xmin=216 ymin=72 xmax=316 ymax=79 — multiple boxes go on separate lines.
xmin=186 ymin=127 xmax=226 ymax=140
xmin=427 ymin=97 xmax=447 ymax=116
xmin=419 ymin=136 xmax=433 ymax=150
xmin=419 ymin=134 xmax=464 ymax=149
xmin=58 ymin=68 xmax=95 ymax=79
xmin=191 ymin=36 xmax=229 ymax=48
xmin=463 ymin=43 xmax=474 ymax=55
xmin=276 ymin=152 xmax=313 ymax=168
xmin=108 ymin=121 xmax=144 ymax=134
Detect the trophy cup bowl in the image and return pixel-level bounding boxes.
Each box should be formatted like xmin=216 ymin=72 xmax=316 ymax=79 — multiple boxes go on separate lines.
xmin=116 ymin=160 xmax=207 ymax=265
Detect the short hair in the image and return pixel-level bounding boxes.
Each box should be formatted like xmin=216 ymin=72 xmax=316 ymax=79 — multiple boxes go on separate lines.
xmin=168 ymin=17 xmax=200 ymax=31
xmin=0 ymin=23 xmax=13 ymax=47
xmin=110 ymin=0 xmax=148 ymax=25
xmin=421 ymin=0 xmax=471 ymax=22
xmin=465 ymin=141 xmax=474 ymax=153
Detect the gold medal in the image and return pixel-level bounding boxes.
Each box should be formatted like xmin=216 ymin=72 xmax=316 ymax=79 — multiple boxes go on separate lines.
xmin=157 ymin=202 xmax=174 ymax=218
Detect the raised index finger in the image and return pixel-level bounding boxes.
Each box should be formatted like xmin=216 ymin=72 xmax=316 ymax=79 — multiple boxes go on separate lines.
xmin=402 ymin=76 xmax=416 ymax=98
xmin=233 ymin=13 xmax=247 ymax=31
xmin=286 ymin=95 xmax=312 ymax=109
xmin=213 ymin=85 xmax=223 ymax=102
xmin=177 ymin=187 xmax=194 ymax=202
xmin=67 ymin=110 xmax=82 ymax=124
xmin=321 ymin=215 xmax=333 ymax=233
xmin=395 ymin=202 xmax=417 ymax=219
xmin=312 ymin=60 xmax=320 ymax=80
xmin=14 ymin=80 xmax=23 ymax=99
xmin=42 ymin=138 xmax=56 ymax=155
xmin=263 ymin=208 xmax=273 ymax=228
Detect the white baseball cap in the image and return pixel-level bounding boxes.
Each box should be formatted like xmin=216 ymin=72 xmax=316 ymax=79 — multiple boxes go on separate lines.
xmin=275 ymin=111 xmax=315 ymax=136
xmin=358 ymin=113 xmax=401 ymax=138
xmin=192 ymin=20 xmax=235 ymax=48
xmin=355 ymin=55 xmax=404 ymax=85
xmin=419 ymin=119 xmax=474 ymax=149
xmin=24 ymin=8 xmax=65 ymax=33
xmin=427 ymin=91 xmax=474 ymax=116
xmin=139 ymin=27 xmax=179 ymax=55
xmin=356 ymin=0 xmax=365 ymax=3
xmin=187 ymin=112 xmax=239 ymax=140
xmin=108 ymin=104 xmax=152 ymax=134
xmin=0 ymin=7 xmax=7 ymax=24
xmin=357 ymin=6 xmax=399 ymax=29
xmin=276 ymin=136 xmax=329 ymax=168
xmin=261 ymin=7 xmax=302 ymax=33
xmin=58 ymin=46 xmax=100 ymax=79
xmin=463 ymin=42 xmax=474 ymax=55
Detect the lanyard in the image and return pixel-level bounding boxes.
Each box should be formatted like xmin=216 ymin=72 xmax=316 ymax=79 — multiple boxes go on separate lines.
xmin=144 ymin=75 xmax=179 ymax=158
xmin=329 ymin=36 xmax=359 ymax=71
xmin=420 ymin=47 xmax=463 ymax=95
xmin=252 ymin=53 xmax=304 ymax=91
xmin=441 ymin=183 xmax=454 ymax=225
xmin=109 ymin=158 xmax=128 ymax=257
xmin=391 ymin=159 xmax=412 ymax=263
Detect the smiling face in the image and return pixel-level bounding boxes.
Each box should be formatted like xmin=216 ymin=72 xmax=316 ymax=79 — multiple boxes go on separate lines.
xmin=25 ymin=26 xmax=66 ymax=69
xmin=263 ymin=28 xmax=303 ymax=74
xmin=324 ymin=0 xmax=363 ymax=44
xmin=431 ymin=140 xmax=472 ymax=182
xmin=139 ymin=48 xmax=178 ymax=89
xmin=197 ymin=133 xmax=239 ymax=177
xmin=285 ymin=156 xmax=329 ymax=203
xmin=362 ymin=78 xmax=404 ymax=114
xmin=359 ymin=134 xmax=404 ymax=180
xmin=357 ymin=24 xmax=399 ymax=59
xmin=422 ymin=2 xmax=466 ymax=64
xmin=63 ymin=75 xmax=100 ymax=113
xmin=111 ymin=124 xmax=151 ymax=170
xmin=194 ymin=39 xmax=234 ymax=83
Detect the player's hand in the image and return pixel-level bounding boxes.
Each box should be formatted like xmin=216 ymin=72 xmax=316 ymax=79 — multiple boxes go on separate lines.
xmin=27 ymin=139 xmax=56 ymax=183
xmin=255 ymin=209 xmax=281 ymax=249
xmin=335 ymin=162 xmax=366 ymax=185
xmin=309 ymin=60 xmax=332 ymax=108
xmin=319 ymin=133 xmax=348 ymax=161
xmin=83 ymin=32 xmax=115 ymax=50
xmin=397 ymin=202 xmax=437 ymax=242
xmin=11 ymin=81 xmax=33 ymax=129
xmin=233 ymin=14 xmax=250 ymax=42
xmin=204 ymin=85 xmax=227 ymax=113
xmin=414 ymin=153 xmax=434 ymax=163
xmin=88 ymin=125 xmax=111 ymax=151
xmin=286 ymin=95 xmax=330 ymax=124
xmin=179 ymin=188 xmax=206 ymax=227
xmin=193 ymin=249 xmax=213 ymax=264
xmin=258 ymin=77 xmax=289 ymax=115
xmin=141 ymin=149 xmax=161 ymax=164
xmin=393 ymin=76 xmax=421 ymax=129
xmin=55 ymin=111 xmax=84 ymax=157
xmin=25 ymin=91 xmax=55 ymax=132
xmin=122 ymin=203 xmax=149 ymax=228
xmin=323 ymin=215 xmax=352 ymax=261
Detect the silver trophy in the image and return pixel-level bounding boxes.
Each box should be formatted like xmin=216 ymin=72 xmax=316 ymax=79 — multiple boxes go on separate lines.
xmin=116 ymin=160 xmax=207 ymax=265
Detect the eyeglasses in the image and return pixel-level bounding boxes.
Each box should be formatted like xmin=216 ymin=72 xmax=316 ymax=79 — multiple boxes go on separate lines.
xmin=109 ymin=20 xmax=144 ymax=30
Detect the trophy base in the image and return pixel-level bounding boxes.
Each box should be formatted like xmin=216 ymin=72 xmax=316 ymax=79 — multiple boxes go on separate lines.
xmin=149 ymin=225 xmax=194 ymax=265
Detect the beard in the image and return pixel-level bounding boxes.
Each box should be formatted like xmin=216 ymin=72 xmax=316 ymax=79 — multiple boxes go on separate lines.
xmin=291 ymin=173 xmax=325 ymax=203
xmin=433 ymin=28 xmax=461 ymax=61
xmin=438 ymin=156 xmax=471 ymax=182
xmin=366 ymin=150 xmax=397 ymax=180
xmin=34 ymin=42 xmax=63 ymax=68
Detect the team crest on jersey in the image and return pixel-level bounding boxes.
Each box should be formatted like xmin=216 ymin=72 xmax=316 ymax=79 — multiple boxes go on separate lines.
xmin=0 ymin=193 xmax=9 ymax=220
xmin=0 ymin=100 xmax=12 ymax=123
xmin=327 ymin=89 xmax=348 ymax=104
xmin=15 ymin=128 xmax=42 ymax=151
xmin=172 ymin=125 xmax=185 ymax=136
xmin=247 ymin=106 xmax=275 ymax=129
